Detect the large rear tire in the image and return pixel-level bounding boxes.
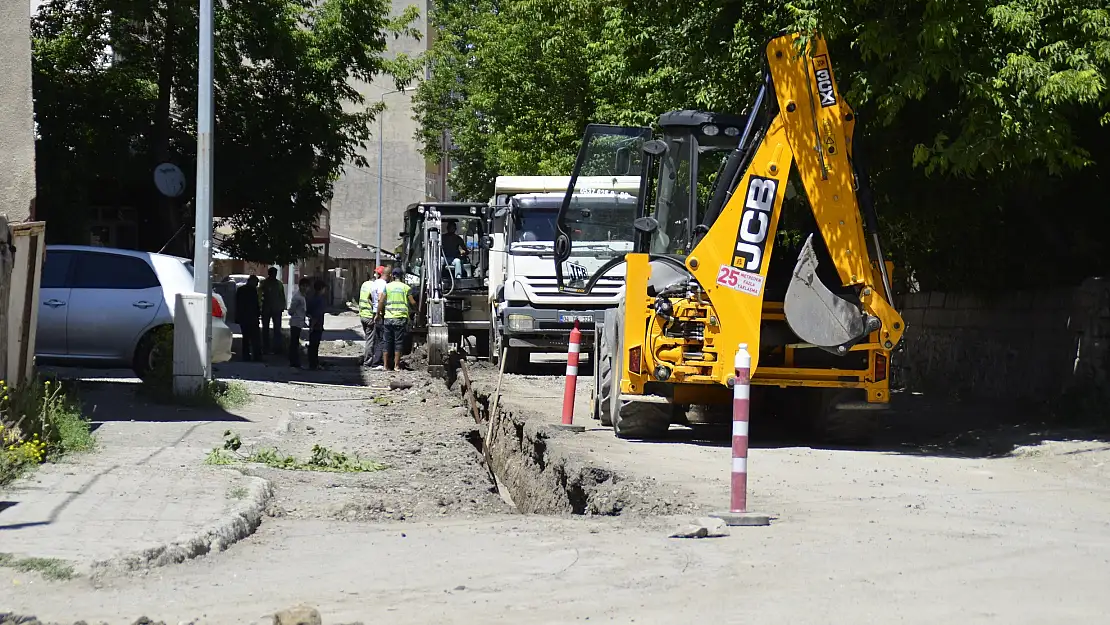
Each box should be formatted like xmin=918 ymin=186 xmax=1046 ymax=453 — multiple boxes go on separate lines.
xmin=596 ymin=317 xmax=615 ymax=427
xmin=605 ymin=307 xmax=670 ymax=439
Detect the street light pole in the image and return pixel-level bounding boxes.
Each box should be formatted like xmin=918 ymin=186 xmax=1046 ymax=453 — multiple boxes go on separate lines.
xmin=192 ymin=0 xmax=215 ymax=378
xmin=377 ymin=88 xmax=402 ymax=267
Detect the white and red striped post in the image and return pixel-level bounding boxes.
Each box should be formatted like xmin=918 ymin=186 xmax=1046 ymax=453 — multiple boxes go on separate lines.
xmin=711 ymin=343 xmax=771 ymax=526
xmin=560 ymin=321 xmax=582 ymax=428
xmin=731 ymin=343 xmax=752 ymax=512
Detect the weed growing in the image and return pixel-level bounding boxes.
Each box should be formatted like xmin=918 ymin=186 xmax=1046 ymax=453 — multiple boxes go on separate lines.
xmin=0 ymin=377 xmax=95 ymax=486
xmin=139 ymin=327 xmax=250 ymax=410
xmin=0 ymin=553 xmax=76 ymax=581
xmin=205 ymin=430 xmax=386 ymax=473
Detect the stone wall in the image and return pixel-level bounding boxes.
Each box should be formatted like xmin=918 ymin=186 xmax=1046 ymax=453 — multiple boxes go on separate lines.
xmin=897 ymin=279 xmax=1110 ymax=401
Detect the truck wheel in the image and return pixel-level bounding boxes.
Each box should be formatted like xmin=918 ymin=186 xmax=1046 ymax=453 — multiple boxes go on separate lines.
xmin=503 ymin=347 xmax=527 ymax=374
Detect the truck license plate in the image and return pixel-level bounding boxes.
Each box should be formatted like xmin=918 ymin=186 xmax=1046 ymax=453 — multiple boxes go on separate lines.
xmin=559 ymin=314 xmax=593 ymax=323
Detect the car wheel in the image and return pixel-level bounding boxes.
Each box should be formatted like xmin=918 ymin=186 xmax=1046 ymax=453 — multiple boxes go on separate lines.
xmin=133 ymin=327 xmax=171 ymax=380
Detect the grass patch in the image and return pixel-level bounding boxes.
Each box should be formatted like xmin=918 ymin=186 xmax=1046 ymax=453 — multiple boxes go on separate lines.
xmin=141 ymin=378 xmax=251 ymax=410
xmin=1 ymin=376 xmax=95 ymax=487
xmin=205 ymin=430 xmax=386 ymax=473
xmin=0 ymin=553 xmax=76 ymax=581
xmin=228 ymin=485 xmax=248 ymax=500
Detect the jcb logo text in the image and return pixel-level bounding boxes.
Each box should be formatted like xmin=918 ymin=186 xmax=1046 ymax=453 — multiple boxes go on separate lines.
xmin=732 ymin=176 xmax=778 ymax=274
xmin=814 ymin=55 xmax=836 ymax=108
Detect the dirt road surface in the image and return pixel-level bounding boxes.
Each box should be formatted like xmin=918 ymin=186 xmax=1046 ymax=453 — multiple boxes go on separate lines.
xmin=5 ymin=340 xmax=1110 ymax=624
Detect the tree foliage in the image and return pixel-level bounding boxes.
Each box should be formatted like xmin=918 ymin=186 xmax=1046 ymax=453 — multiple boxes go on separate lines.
xmin=33 ymin=0 xmax=421 ymax=264
xmin=414 ymin=0 xmax=1110 ymax=291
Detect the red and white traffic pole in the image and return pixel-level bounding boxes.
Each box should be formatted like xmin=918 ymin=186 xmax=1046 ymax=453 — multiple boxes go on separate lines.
xmin=731 ymin=343 xmax=752 ymax=512
xmin=561 ymin=321 xmax=582 ymax=425
xmin=712 ymin=343 xmax=770 ymax=525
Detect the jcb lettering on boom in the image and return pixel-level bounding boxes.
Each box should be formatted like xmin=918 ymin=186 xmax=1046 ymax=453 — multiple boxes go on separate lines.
xmin=732 ymin=175 xmax=778 ymax=272
xmin=814 ymin=54 xmax=836 ymax=107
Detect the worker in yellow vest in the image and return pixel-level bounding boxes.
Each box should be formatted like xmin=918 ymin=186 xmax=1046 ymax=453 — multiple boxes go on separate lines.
xmin=358 ymin=266 xmax=387 ymax=369
xmin=377 ymin=267 xmax=417 ymax=371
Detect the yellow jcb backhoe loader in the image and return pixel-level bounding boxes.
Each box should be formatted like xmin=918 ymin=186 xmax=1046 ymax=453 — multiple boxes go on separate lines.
xmin=550 ymin=31 xmax=905 ymax=443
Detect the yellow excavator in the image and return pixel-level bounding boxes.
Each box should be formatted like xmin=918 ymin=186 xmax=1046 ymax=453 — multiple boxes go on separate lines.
xmin=551 ymin=31 xmax=905 ymax=443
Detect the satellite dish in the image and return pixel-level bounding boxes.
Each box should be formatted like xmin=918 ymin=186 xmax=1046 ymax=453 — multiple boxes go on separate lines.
xmin=154 ymin=163 xmax=186 ymax=198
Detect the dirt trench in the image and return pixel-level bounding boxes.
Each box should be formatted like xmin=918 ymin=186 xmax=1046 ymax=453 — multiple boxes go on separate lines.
xmin=458 ymin=373 xmax=691 ymax=517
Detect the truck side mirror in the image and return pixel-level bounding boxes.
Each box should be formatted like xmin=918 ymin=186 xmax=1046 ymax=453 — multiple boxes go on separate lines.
xmin=642 ymin=139 xmax=667 ymax=156
xmin=634 ymin=217 xmax=659 ymax=234
xmin=483 ymin=235 xmax=494 ymax=249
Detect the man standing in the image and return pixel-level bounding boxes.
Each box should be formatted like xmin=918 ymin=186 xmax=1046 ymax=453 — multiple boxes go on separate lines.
xmin=306 ymin=279 xmax=327 ymax=370
xmin=235 ymin=275 xmax=262 ymax=362
xmin=378 ymin=267 xmax=417 ymax=371
xmin=288 ymin=277 xmax=310 ymax=368
xmin=358 ymin=267 xmax=384 ymax=369
xmin=260 ymin=267 xmax=287 ymax=355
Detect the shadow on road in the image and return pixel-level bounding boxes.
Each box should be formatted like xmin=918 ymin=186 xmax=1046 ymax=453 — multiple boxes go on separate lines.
xmin=54 ymin=378 xmax=252 ymax=424
xmin=593 ymin=391 xmax=1110 ymax=460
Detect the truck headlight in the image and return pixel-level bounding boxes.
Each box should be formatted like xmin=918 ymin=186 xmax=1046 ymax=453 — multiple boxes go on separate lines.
xmin=507 ymin=314 xmax=534 ymax=331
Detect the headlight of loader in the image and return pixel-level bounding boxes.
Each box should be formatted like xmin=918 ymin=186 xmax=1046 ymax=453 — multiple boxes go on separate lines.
xmin=507 ymin=314 xmax=534 ymax=332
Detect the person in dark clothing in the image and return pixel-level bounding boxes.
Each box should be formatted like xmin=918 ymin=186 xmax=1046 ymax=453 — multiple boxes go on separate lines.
xmin=235 ymin=275 xmax=262 ymax=362
xmin=260 ymin=267 xmax=287 ymax=355
xmin=306 ymin=279 xmax=327 ymax=370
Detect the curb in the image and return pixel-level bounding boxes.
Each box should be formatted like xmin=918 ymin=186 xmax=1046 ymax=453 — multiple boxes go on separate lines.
xmin=88 ymin=471 xmax=273 ymax=576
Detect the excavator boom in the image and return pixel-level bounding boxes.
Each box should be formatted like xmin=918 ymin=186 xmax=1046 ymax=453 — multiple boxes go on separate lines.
xmin=686 ymin=32 xmax=903 ymax=370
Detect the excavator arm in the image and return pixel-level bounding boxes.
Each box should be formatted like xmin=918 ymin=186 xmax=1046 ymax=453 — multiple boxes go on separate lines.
xmin=686 ymin=32 xmax=904 ymax=368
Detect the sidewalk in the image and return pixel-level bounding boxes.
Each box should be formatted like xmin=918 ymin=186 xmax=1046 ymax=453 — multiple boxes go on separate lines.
xmin=0 ymin=385 xmax=272 ymax=576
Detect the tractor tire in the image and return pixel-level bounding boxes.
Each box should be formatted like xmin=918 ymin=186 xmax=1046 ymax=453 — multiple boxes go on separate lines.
xmin=605 ymin=307 xmax=670 ymax=439
xmin=596 ymin=320 xmax=615 ymax=427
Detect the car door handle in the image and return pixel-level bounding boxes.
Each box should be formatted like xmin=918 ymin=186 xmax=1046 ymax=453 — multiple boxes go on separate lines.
xmin=44 ymin=299 xmax=66 ymax=308
xmin=133 ymin=301 xmax=155 ymax=309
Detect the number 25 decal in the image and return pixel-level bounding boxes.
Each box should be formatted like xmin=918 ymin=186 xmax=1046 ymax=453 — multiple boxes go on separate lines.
xmin=716 ymin=264 xmax=739 ymax=288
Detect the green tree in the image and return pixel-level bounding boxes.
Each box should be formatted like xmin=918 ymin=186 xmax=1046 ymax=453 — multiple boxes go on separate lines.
xmin=33 ymin=0 xmax=422 ymax=264
xmin=415 ymin=0 xmax=1110 ymax=291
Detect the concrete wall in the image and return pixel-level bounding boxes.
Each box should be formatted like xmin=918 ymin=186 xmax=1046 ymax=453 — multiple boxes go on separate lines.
xmin=898 ymin=279 xmax=1110 ymax=401
xmin=329 ymin=0 xmax=434 ymax=255
xmin=0 ymin=0 xmax=36 ymax=222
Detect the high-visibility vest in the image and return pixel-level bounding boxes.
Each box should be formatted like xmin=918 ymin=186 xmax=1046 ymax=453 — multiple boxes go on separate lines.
xmin=358 ymin=281 xmax=375 ymax=318
xmin=384 ymin=282 xmax=412 ymax=319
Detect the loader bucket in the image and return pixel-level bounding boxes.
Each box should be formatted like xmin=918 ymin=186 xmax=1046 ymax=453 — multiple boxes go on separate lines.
xmin=783 ymin=234 xmax=879 ymax=354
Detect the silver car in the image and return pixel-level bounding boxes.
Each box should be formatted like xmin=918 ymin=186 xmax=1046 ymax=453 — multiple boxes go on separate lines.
xmin=35 ymin=245 xmax=234 ymax=377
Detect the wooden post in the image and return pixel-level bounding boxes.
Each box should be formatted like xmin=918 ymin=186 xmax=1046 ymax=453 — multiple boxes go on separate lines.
xmin=0 ymin=216 xmax=12 ymax=382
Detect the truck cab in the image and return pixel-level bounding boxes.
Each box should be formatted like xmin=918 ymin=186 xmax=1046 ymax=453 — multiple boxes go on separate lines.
xmin=487 ymin=175 xmax=641 ymax=372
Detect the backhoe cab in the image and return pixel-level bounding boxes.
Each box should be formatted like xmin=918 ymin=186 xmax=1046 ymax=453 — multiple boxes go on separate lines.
xmin=400 ymin=201 xmax=491 ymax=377
xmin=552 ymin=32 xmax=905 ymax=442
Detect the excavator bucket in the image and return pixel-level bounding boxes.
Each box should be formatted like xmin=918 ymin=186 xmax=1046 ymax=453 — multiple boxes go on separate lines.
xmin=784 ymin=234 xmax=879 ymax=354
